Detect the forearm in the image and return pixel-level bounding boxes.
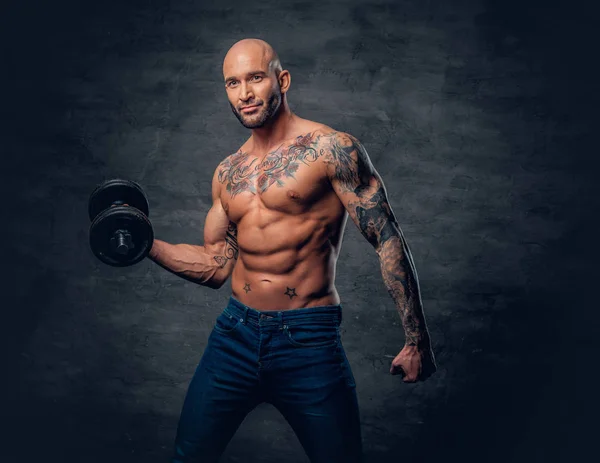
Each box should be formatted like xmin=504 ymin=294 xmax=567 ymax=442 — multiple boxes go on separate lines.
xmin=148 ymin=239 xmax=225 ymax=288
xmin=377 ymin=232 xmax=431 ymax=348
xmin=324 ymin=131 xmax=433 ymax=352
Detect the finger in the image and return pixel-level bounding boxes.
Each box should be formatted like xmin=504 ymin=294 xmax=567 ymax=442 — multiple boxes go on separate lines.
xmin=404 ymin=363 xmax=422 ymax=382
xmin=390 ymin=364 xmax=406 ymax=376
xmin=405 ymin=366 xmax=420 ymax=382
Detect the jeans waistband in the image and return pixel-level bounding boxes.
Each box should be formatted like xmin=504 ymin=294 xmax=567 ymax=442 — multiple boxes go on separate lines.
xmin=224 ymin=295 xmax=343 ymax=327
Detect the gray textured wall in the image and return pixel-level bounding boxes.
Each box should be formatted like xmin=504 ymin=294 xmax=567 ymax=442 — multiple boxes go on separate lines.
xmin=2 ymin=0 xmax=597 ymax=462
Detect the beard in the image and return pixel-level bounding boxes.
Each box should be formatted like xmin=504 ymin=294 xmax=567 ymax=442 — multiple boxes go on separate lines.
xmin=230 ymin=88 xmax=282 ymax=129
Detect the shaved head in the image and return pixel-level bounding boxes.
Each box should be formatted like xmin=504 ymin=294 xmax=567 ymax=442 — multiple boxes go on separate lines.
xmin=223 ymin=38 xmax=290 ymax=129
xmin=223 ymin=38 xmax=282 ymax=79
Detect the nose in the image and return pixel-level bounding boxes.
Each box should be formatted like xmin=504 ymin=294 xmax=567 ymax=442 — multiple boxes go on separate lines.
xmin=239 ymin=82 xmax=253 ymax=102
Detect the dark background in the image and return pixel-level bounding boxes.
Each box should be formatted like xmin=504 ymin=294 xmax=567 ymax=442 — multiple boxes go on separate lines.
xmin=1 ymin=0 xmax=598 ymax=462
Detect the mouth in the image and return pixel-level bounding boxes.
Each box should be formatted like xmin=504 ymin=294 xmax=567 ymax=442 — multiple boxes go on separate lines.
xmin=240 ymin=104 xmax=261 ymax=113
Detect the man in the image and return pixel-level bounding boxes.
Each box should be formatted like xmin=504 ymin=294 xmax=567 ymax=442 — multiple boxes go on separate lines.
xmin=149 ymin=38 xmax=437 ymax=463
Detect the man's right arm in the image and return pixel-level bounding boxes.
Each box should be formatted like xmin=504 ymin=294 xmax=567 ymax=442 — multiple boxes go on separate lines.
xmin=147 ymin=166 xmax=238 ymax=289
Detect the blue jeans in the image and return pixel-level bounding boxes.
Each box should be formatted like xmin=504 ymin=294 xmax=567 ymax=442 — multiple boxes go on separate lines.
xmin=171 ymin=296 xmax=363 ymax=462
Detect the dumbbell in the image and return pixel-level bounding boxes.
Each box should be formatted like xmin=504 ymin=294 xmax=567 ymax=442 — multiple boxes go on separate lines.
xmin=88 ymin=179 xmax=154 ymax=267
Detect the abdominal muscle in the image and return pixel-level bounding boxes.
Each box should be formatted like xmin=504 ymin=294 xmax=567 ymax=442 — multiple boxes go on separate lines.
xmin=229 ymin=216 xmax=342 ymax=311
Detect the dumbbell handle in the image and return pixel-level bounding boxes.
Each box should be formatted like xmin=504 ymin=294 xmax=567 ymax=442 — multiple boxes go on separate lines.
xmin=111 ymin=230 xmax=133 ymax=255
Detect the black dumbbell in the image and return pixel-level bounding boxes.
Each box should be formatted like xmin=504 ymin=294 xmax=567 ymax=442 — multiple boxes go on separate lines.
xmin=88 ymin=179 xmax=154 ymax=267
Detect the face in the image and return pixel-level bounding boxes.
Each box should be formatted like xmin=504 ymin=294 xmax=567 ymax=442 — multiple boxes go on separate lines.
xmin=229 ymin=87 xmax=281 ymax=129
xmin=223 ymin=51 xmax=283 ymax=129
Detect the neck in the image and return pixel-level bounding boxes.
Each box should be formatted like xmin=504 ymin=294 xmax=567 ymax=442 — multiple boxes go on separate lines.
xmin=249 ymin=100 xmax=296 ymax=153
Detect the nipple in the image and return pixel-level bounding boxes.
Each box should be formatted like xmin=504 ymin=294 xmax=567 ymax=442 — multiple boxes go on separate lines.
xmin=287 ymin=190 xmax=301 ymax=201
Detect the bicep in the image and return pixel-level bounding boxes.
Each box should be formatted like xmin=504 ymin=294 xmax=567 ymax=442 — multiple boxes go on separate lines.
xmin=203 ymin=200 xmax=235 ymax=247
xmin=203 ymin=167 xmax=239 ymax=265
xmin=326 ymin=133 xmax=400 ymax=250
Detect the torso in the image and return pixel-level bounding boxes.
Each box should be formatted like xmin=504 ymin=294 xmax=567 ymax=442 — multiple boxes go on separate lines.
xmin=217 ymin=122 xmax=348 ymax=311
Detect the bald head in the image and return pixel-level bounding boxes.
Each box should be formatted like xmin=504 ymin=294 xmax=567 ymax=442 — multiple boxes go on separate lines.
xmin=223 ymin=38 xmax=282 ymax=79
xmin=223 ymin=39 xmax=291 ymax=129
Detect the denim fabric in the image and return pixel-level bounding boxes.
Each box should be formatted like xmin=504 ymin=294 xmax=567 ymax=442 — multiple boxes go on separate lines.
xmin=171 ymin=296 xmax=362 ymax=463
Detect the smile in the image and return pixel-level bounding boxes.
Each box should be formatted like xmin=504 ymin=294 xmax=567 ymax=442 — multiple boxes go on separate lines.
xmin=240 ymin=104 xmax=261 ymax=113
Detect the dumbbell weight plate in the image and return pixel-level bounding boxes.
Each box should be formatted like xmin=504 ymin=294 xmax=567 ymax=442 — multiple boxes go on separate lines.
xmin=88 ymin=179 xmax=150 ymax=221
xmin=89 ymin=206 xmax=154 ymax=267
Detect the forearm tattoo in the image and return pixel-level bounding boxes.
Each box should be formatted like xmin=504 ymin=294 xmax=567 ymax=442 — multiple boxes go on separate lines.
xmin=327 ymin=133 xmax=429 ymax=347
xmin=213 ymin=222 xmax=239 ymax=269
xmin=379 ymin=236 xmax=427 ymax=346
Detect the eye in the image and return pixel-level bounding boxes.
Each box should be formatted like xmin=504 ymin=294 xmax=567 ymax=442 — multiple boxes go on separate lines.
xmin=251 ymin=75 xmax=262 ymax=82
xmin=227 ymin=80 xmax=238 ymax=88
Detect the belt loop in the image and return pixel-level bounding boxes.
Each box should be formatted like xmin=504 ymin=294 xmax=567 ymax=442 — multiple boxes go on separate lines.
xmin=279 ymin=311 xmax=285 ymax=331
xmin=242 ymin=306 xmax=249 ymax=325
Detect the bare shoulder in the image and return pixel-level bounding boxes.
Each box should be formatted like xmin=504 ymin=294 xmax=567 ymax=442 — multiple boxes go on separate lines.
xmin=220 ymin=142 xmax=251 ymax=165
xmin=216 ymin=146 xmax=250 ymax=177
xmin=312 ymin=129 xmax=378 ymax=192
xmin=211 ymin=149 xmax=242 ymax=198
xmin=300 ymin=121 xmax=357 ymax=146
xmin=295 ymin=120 xmax=350 ymax=143
xmin=311 ymin=128 xmax=369 ymax=164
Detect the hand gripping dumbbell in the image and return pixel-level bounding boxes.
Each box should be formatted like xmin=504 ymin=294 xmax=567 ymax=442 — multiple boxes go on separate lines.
xmin=88 ymin=179 xmax=154 ymax=267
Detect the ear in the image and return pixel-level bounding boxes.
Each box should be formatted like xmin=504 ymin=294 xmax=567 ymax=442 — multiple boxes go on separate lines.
xmin=278 ymin=70 xmax=291 ymax=94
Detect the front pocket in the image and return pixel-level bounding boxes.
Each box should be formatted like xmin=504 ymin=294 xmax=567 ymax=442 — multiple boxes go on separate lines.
xmin=285 ymin=325 xmax=339 ymax=348
xmin=213 ymin=312 xmax=240 ymax=334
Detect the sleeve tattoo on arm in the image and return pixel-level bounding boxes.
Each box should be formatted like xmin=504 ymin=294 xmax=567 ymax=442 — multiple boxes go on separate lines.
xmin=328 ymin=133 xmax=429 ymax=347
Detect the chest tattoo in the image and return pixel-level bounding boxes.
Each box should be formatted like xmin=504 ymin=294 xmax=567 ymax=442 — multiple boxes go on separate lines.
xmin=217 ymin=132 xmax=327 ymax=197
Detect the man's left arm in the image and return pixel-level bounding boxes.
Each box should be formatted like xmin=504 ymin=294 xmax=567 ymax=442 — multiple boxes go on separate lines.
xmin=324 ymin=131 xmax=437 ymax=383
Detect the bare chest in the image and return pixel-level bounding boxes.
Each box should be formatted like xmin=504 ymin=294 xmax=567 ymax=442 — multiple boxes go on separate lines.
xmin=218 ymin=138 xmax=331 ymax=221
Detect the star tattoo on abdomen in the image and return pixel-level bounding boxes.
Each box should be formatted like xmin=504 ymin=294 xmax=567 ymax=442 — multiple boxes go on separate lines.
xmin=284 ymin=287 xmax=297 ymax=299
xmin=243 ymin=283 xmax=251 ymax=293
